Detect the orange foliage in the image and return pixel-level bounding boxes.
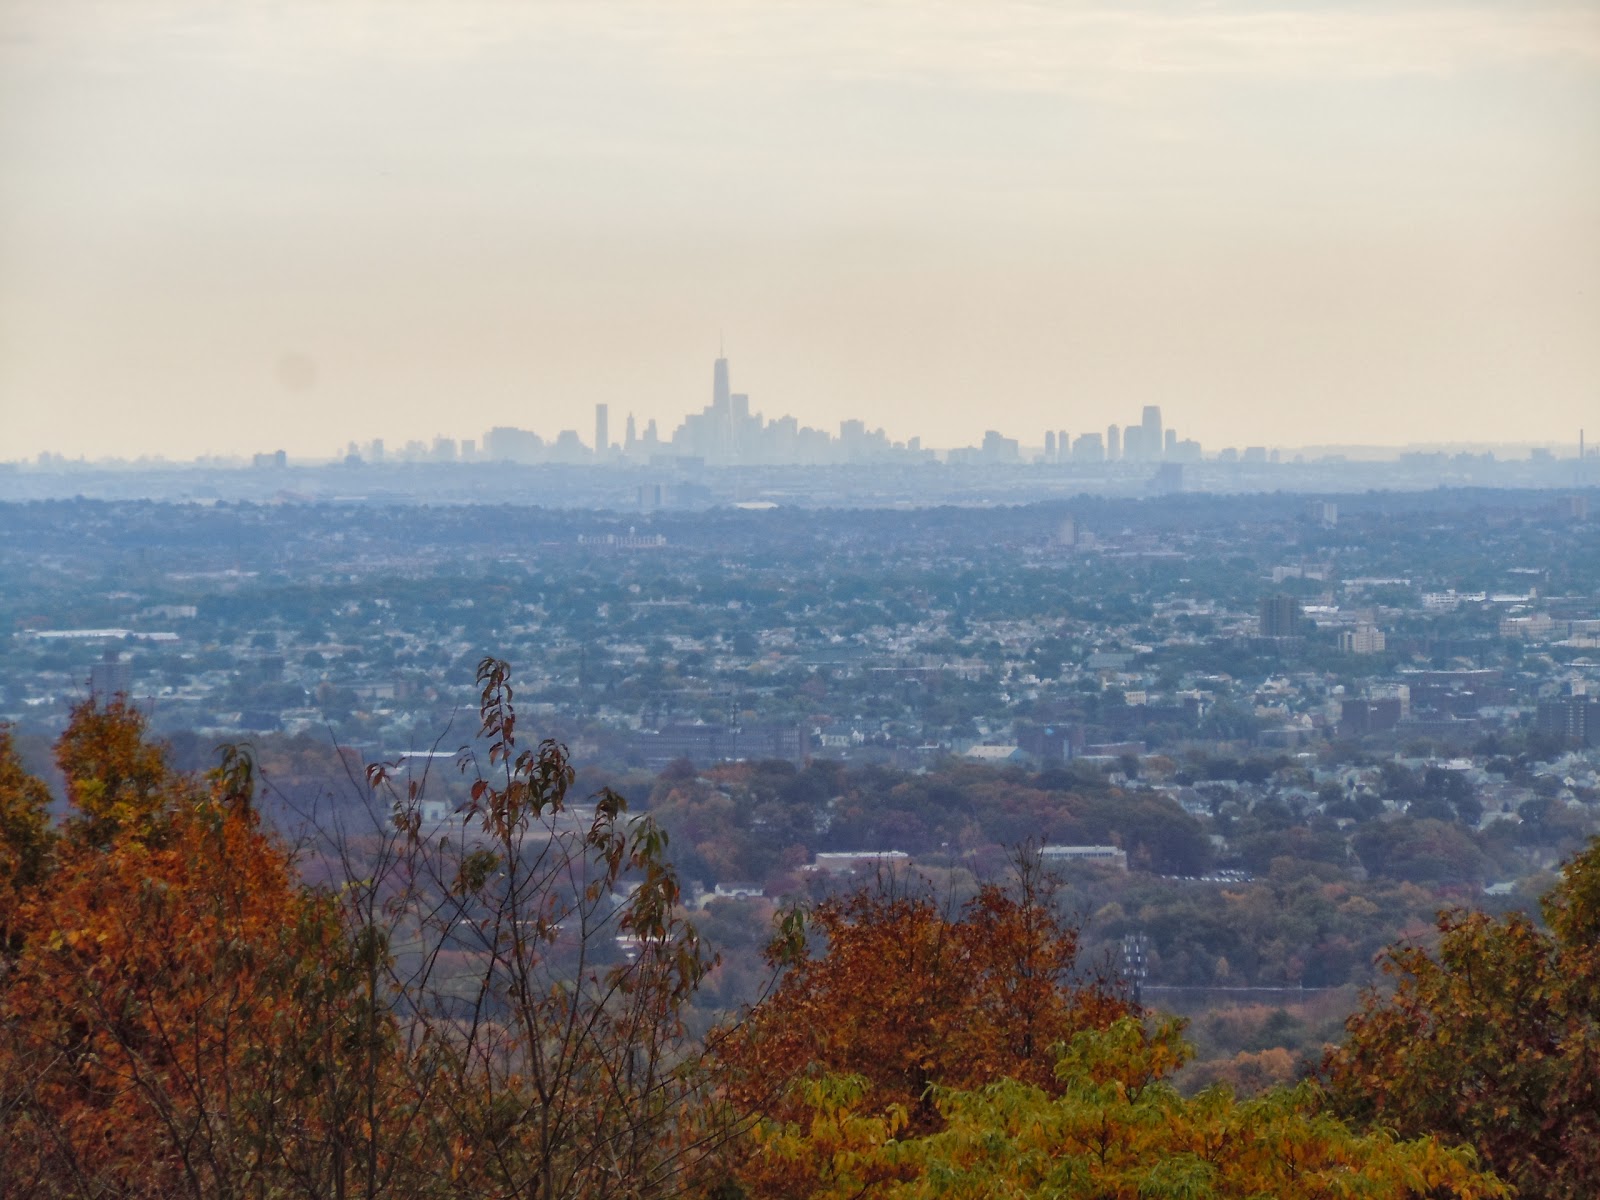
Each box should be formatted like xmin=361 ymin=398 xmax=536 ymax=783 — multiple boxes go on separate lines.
xmin=0 ymin=703 xmax=381 ymax=1198
xmin=715 ymin=860 xmax=1139 ymax=1198
xmin=1325 ymin=836 xmax=1600 ymax=1200
xmin=1185 ymin=1046 xmax=1298 ymax=1095
xmin=0 ymin=725 xmax=55 ymax=951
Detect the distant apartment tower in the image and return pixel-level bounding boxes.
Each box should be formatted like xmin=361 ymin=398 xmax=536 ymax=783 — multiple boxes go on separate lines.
xmin=1258 ymin=594 xmax=1301 ymax=638
xmin=1105 ymin=424 xmax=1120 ymax=461
xmin=89 ymin=650 xmax=132 ymax=699
xmin=1339 ymin=626 xmax=1386 ymax=655
xmin=1369 ymin=682 xmax=1411 ymax=720
xmin=1536 ymin=696 xmax=1599 ymax=747
xmin=595 ymin=403 xmax=609 ymax=456
xmin=1557 ymin=495 xmax=1588 ymax=521
xmin=1141 ymin=406 xmax=1162 ymax=459
xmin=484 ymin=426 xmax=543 ymax=462
xmin=1044 ymin=431 xmax=1056 ymax=460
xmin=1151 ymin=462 xmax=1183 ymax=494
xmin=981 ymin=430 xmax=1020 ymax=462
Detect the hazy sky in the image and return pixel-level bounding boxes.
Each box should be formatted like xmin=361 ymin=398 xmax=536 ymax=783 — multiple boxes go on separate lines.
xmin=2 ymin=1 xmax=1597 ymax=459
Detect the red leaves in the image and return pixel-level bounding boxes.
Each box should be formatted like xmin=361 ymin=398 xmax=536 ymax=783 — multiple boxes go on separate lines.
xmin=720 ymin=862 xmax=1138 ymax=1134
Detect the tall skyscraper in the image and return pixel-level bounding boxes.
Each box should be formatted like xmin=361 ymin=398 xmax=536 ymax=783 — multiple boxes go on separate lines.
xmin=90 ymin=650 xmax=132 ymax=699
xmin=594 ymin=404 xmax=609 ymax=456
xmin=1044 ymin=431 xmax=1056 ymax=460
xmin=624 ymin=412 xmax=637 ymax=451
xmin=1259 ymin=594 xmax=1301 ymax=638
xmin=1106 ymin=424 xmax=1120 ymax=461
xmin=1141 ymin=406 xmax=1163 ymax=459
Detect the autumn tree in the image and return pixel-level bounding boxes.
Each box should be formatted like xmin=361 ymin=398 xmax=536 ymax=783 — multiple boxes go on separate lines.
xmin=341 ymin=656 xmax=732 ymax=1199
xmin=1324 ymin=836 xmax=1600 ymax=1200
xmin=0 ymin=725 xmax=55 ymax=953
xmin=0 ymin=665 xmax=733 ymax=1200
xmin=0 ymin=700 xmax=396 ymax=1199
xmin=751 ymin=1019 xmax=1505 ymax=1200
xmin=710 ymin=857 xmax=1136 ymax=1197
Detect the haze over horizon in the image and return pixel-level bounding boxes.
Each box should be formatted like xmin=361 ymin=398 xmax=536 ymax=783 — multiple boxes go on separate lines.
xmin=2 ymin=1 xmax=1598 ymax=461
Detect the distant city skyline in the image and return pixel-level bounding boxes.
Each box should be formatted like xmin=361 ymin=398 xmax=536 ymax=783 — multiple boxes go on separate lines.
xmin=13 ymin=350 xmax=1600 ymax=470
xmin=16 ymin=348 xmax=1597 ymax=469
xmin=2 ymin=2 xmax=1597 ymax=459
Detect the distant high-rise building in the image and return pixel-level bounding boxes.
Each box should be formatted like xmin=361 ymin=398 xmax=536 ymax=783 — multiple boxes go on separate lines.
xmin=1164 ymin=429 xmax=1177 ymax=456
xmin=1152 ymin=462 xmax=1183 ymax=494
xmin=1536 ymin=696 xmax=1599 ymax=746
xmin=1072 ymin=432 xmax=1104 ymax=463
xmin=981 ymin=430 xmax=1020 ymax=462
xmin=1340 ymin=626 xmax=1386 ymax=655
xmin=1141 ymin=406 xmax=1162 ymax=459
xmin=1106 ymin=425 xmax=1120 ymax=461
xmin=1171 ymin=438 xmax=1204 ymax=462
xmin=624 ymin=412 xmax=638 ymax=451
xmin=595 ymin=404 xmax=609 ymax=456
xmin=89 ymin=650 xmax=132 ymax=699
xmin=1122 ymin=426 xmax=1143 ymax=460
xmin=1058 ymin=430 xmax=1069 ymax=462
xmin=1044 ymin=431 xmax=1056 ymax=460
xmin=484 ymin=427 xmax=543 ymax=462
xmin=552 ymin=429 xmax=586 ymax=461
xmin=1258 ymin=594 xmax=1301 ymax=638
xmin=431 ymin=436 xmax=457 ymax=462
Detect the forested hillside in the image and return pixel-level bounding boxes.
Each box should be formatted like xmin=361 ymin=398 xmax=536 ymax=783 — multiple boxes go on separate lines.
xmin=2 ymin=660 xmax=1594 ymax=1198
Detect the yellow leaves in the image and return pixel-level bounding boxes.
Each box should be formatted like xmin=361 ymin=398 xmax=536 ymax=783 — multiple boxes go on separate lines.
xmin=746 ymin=1034 xmax=1508 ymax=1200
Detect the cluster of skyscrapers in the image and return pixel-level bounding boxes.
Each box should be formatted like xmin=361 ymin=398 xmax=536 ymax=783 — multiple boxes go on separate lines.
xmin=1038 ymin=405 xmax=1203 ymax=466
xmin=318 ymin=352 xmax=1214 ymax=469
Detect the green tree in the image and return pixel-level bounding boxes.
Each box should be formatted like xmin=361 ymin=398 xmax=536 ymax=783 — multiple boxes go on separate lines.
xmin=748 ymin=1019 xmax=1505 ymax=1200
